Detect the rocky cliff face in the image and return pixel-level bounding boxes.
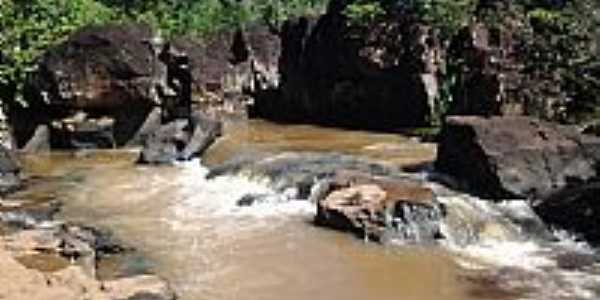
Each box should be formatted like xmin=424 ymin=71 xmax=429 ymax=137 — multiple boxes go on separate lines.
xmin=249 ymin=2 xmax=443 ymax=130
xmin=247 ymin=0 xmax=599 ymax=128
xmin=449 ymin=0 xmax=599 ymax=122
xmin=172 ymin=25 xmax=280 ymax=115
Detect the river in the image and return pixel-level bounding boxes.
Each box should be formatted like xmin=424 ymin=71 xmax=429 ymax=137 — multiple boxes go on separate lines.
xmin=19 ymin=120 xmax=600 ymax=300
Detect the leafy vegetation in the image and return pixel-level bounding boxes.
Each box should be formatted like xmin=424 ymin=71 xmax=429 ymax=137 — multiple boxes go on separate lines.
xmin=343 ymin=0 xmax=386 ymax=26
xmin=473 ymin=0 xmax=600 ymax=122
xmin=1 ymin=0 xmax=598 ymax=124
xmin=0 ymin=0 xmax=116 ymax=104
xmin=0 ymin=0 xmax=327 ymax=104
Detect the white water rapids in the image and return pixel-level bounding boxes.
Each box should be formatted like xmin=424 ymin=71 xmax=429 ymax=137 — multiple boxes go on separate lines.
xmin=20 ymin=121 xmax=600 ymax=300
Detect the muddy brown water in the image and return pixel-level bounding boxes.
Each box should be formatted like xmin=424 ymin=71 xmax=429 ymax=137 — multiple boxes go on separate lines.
xmin=18 ymin=120 xmax=597 ymax=300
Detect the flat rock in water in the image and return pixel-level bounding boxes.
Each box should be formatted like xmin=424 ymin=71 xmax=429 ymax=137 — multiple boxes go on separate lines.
xmin=208 ymin=152 xmax=407 ymax=198
xmin=314 ymin=170 xmax=444 ymax=244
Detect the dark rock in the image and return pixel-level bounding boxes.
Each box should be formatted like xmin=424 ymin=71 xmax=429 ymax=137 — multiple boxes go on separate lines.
xmin=57 ymin=224 xmax=130 ymax=259
xmin=236 ymin=194 xmax=271 ymax=207
xmin=435 ymin=116 xmax=600 ymax=200
xmin=50 ymin=114 xmax=116 ymax=149
xmin=314 ymin=170 xmax=444 ymax=244
xmin=13 ymin=23 xmax=157 ymax=148
xmin=21 ymin=125 xmax=50 ymax=153
xmin=172 ymin=24 xmax=280 ymax=115
xmin=534 ymin=182 xmax=600 ymax=244
xmin=0 ymin=200 xmax=61 ymax=230
xmin=127 ymin=108 xmax=162 ymax=147
xmin=180 ymin=112 xmax=223 ymax=160
xmin=582 ymin=121 xmax=600 ymax=137
xmin=554 ymin=251 xmax=599 ymax=270
xmin=208 ymin=152 xmax=407 ymax=197
xmin=0 ymin=145 xmax=20 ymax=194
xmin=126 ymin=292 xmax=172 ymax=300
xmin=250 ymin=5 xmax=442 ymax=130
xmin=137 ymin=113 xmax=222 ymax=164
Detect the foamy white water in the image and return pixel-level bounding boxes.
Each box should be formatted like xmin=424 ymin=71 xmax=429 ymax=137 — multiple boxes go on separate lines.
xmin=20 ymin=119 xmax=600 ymax=300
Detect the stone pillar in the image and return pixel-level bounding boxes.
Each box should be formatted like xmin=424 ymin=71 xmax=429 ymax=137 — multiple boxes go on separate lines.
xmin=145 ymin=34 xmax=168 ymax=107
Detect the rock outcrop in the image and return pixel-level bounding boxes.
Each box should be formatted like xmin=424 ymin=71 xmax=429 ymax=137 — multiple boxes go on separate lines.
xmin=314 ymin=171 xmax=444 ymax=244
xmin=435 ymin=116 xmax=600 ymax=200
xmin=10 ymin=23 xmax=280 ymax=151
xmin=249 ymin=2 xmax=442 ymax=129
xmin=172 ymin=25 xmax=280 ymax=115
xmin=13 ymin=23 xmax=158 ymax=149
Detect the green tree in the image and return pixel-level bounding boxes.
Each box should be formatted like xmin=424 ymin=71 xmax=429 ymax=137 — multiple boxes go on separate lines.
xmin=0 ymin=0 xmax=115 ymax=104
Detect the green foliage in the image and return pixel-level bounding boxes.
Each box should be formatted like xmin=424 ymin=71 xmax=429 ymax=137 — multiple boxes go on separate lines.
xmin=513 ymin=0 xmax=600 ymax=122
xmin=343 ymin=1 xmax=386 ymax=26
xmin=412 ymin=0 xmax=477 ymax=40
xmin=0 ymin=0 xmax=116 ymax=104
xmin=527 ymin=8 xmax=561 ymax=26
xmin=108 ymin=0 xmax=327 ymax=37
xmin=0 ymin=0 xmax=327 ymax=104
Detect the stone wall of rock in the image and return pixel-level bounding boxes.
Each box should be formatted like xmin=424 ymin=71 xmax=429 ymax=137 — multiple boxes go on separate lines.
xmin=249 ymin=3 xmax=443 ymax=130
xmin=9 ymin=23 xmax=280 ymax=152
xmin=172 ymin=25 xmax=280 ymax=115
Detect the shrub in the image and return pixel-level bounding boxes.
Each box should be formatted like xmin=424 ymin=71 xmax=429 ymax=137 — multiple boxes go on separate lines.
xmin=0 ymin=0 xmax=116 ymax=104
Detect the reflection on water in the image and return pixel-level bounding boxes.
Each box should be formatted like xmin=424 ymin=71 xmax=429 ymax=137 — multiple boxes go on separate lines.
xmin=19 ymin=120 xmax=600 ymax=300
xmin=203 ymin=120 xmax=436 ymax=168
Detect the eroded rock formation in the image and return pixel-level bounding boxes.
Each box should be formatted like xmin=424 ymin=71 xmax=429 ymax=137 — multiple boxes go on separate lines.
xmin=435 ymin=116 xmax=600 ymax=200
xmin=249 ymin=3 xmax=443 ymax=129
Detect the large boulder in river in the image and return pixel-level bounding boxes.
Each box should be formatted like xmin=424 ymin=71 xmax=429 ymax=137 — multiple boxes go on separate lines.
xmin=534 ymin=182 xmax=600 ymax=244
xmin=12 ymin=23 xmax=157 ymax=148
xmin=314 ymin=170 xmax=444 ymax=244
xmin=435 ymin=116 xmax=600 ymax=200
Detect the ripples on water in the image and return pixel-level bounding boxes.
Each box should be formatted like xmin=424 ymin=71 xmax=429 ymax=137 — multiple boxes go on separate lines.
xmin=21 ymin=120 xmax=600 ymax=300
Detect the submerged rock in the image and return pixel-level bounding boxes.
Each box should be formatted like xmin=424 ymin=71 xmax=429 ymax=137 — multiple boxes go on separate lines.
xmin=208 ymin=152 xmax=406 ymax=198
xmin=0 ymin=145 xmax=21 ymax=194
xmin=435 ymin=116 xmax=600 ymax=200
xmin=314 ymin=171 xmax=444 ymax=244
